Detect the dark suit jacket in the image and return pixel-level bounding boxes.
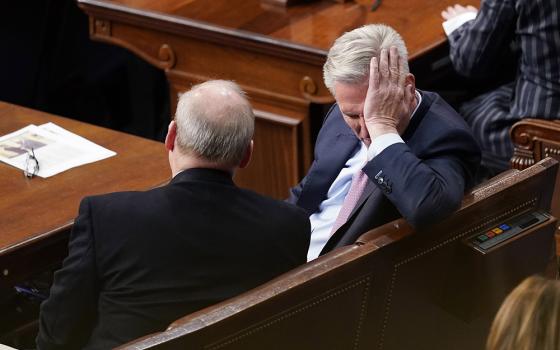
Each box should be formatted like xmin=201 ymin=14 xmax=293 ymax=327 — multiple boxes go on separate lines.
xmin=288 ymin=90 xmax=480 ymax=254
xmin=37 ymin=168 xmax=310 ymax=350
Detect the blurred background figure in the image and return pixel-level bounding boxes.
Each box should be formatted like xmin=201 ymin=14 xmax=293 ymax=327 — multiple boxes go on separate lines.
xmin=442 ymin=0 xmax=560 ymax=177
xmin=487 ymin=275 xmax=560 ymax=350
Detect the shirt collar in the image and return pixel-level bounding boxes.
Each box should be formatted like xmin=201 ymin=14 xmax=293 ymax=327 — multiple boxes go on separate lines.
xmin=410 ymin=90 xmax=422 ymax=120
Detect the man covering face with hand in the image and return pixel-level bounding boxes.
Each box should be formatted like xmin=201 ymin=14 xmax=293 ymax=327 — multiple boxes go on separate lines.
xmin=288 ymin=24 xmax=481 ymax=261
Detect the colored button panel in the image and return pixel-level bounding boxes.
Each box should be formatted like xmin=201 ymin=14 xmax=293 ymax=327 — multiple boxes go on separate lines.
xmin=471 ymin=211 xmax=549 ymax=251
xmin=476 ymin=235 xmax=489 ymax=242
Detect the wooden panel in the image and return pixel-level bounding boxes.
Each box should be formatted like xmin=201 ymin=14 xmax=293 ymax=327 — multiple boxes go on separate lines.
xmin=234 ymin=109 xmax=302 ymax=198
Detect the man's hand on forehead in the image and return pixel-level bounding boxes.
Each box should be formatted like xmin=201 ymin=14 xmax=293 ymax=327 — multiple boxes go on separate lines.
xmin=363 ymin=46 xmax=415 ymax=139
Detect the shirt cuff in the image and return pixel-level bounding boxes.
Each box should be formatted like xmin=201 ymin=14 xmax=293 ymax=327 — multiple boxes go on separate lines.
xmin=367 ymin=133 xmax=404 ymax=161
xmin=442 ymin=12 xmax=477 ymax=36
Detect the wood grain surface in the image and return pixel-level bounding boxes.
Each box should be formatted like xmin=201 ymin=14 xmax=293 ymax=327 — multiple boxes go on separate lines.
xmin=0 ymin=101 xmax=170 ymax=257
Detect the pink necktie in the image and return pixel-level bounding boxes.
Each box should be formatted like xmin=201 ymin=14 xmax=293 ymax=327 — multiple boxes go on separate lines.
xmin=330 ymin=170 xmax=368 ymax=235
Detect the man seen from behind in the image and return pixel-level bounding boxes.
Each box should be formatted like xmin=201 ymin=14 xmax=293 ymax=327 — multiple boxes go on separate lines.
xmin=37 ymin=80 xmax=310 ymax=349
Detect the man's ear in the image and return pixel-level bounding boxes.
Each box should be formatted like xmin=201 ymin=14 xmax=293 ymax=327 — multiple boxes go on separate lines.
xmin=405 ymin=73 xmax=416 ymax=89
xmin=165 ymin=120 xmax=177 ymax=152
xmin=239 ymin=140 xmax=254 ymax=169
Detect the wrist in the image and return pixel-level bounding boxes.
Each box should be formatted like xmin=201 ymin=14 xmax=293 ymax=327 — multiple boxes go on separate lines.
xmin=366 ymin=122 xmax=398 ymax=139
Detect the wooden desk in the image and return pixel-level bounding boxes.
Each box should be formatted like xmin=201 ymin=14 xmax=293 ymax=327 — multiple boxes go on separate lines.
xmin=0 ymin=101 xmax=170 ymax=289
xmin=77 ymin=0 xmax=478 ymax=198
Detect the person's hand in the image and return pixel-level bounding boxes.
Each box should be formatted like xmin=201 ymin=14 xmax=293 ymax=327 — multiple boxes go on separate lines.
xmin=441 ymin=4 xmax=477 ymax=20
xmin=363 ymin=46 xmax=415 ymax=139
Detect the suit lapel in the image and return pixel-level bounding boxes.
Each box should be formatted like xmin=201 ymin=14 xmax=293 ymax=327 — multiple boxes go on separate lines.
xmin=297 ymin=133 xmax=358 ymax=213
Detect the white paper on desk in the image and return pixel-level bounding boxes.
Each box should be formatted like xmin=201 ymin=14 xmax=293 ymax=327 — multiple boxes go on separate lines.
xmin=0 ymin=123 xmax=116 ymax=178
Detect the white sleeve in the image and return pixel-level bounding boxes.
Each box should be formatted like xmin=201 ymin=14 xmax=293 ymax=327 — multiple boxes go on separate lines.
xmin=442 ymin=12 xmax=477 ymax=36
xmin=367 ymin=133 xmax=404 ymax=161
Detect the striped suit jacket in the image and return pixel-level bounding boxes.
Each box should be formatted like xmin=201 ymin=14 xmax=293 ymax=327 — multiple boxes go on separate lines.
xmin=447 ymin=0 xmax=560 ymax=172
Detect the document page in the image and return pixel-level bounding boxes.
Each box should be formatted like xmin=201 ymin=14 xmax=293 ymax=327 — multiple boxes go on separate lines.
xmin=0 ymin=123 xmax=116 ymax=178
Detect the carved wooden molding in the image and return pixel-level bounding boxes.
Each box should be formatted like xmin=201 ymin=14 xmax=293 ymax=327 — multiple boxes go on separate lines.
xmin=94 ymin=19 xmax=111 ymax=36
xmin=260 ymin=0 xmax=307 ymax=6
xmin=253 ymin=109 xmax=301 ymax=126
xmin=299 ymin=76 xmax=335 ymax=104
xmin=90 ymin=17 xmax=176 ymax=70
xmin=510 ymin=119 xmax=560 ymax=170
xmin=510 ymin=148 xmax=536 ymax=170
xmin=544 ymin=144 xmax=560 ymax=158
xmin=157 ymin=44 xmax=176 ymax=69
xmin=510 ymin=126 xmax=536 ymax=170
xmin=167 ymin=70 xmax=311 ymax=112
xmin=78 ymin=0 xmax=327 ymax=66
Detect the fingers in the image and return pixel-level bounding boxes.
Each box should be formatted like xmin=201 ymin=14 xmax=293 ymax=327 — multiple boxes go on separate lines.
xmin=454 ymin=4 xmax=467 ymax=13
xmin=379 ymin=48 xmax=389 ymax=80
xmin=370 ymin=57 xmax=379 ymax=89
xmin=397 ymin=53 xmax=406 ymax=88
xmin=442 ymin=4 xmax=476 ymax=20
xmin=445 ymin=5 xmax=457 ymax=17
xmin=364 ymin=47 xmax=410 ymax=137
xmin=389 ymin=46 xmax=400 ymax=84
xmin=370 ymin=46 xmax=403 ymax=89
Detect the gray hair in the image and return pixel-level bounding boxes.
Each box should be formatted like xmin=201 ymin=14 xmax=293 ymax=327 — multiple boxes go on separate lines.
xmin=323 ymin=24 xmax=409 ymax=95
xmin=174 ymin=80 xmax=254 ymax=166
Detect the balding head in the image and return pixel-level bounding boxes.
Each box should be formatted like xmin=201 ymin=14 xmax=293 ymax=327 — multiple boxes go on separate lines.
xmin=173 ymin=80 xmax=255 ymax=168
